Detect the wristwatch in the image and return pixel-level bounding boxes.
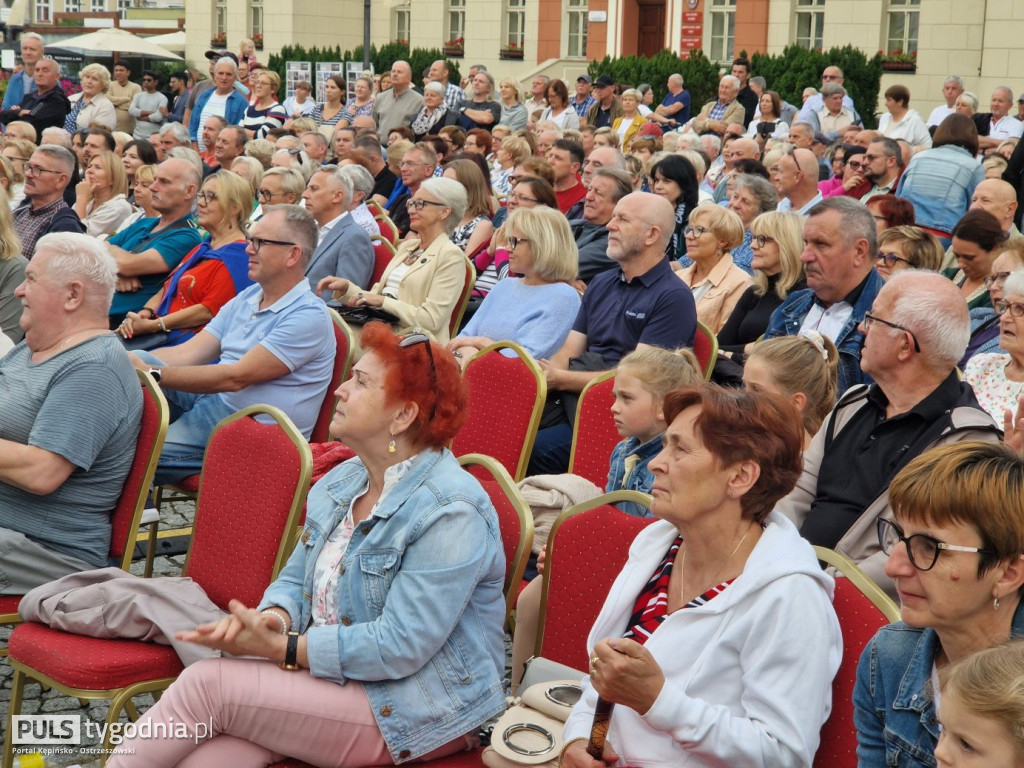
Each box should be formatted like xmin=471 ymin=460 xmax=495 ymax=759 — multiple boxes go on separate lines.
xmin=280 ymin=631 xmax=300 ymax=670
xmin=147 ymin=367 xmax=162 ymax=384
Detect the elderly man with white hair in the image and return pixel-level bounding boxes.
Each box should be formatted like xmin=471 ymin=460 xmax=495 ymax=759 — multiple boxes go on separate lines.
xmin=927 ymin=75 xmax=964 ymax=128
xmin=0 ymin=232 xmax=143 ymax=594
xmin=981 ymin=86 xmax=1024 ymax=152
xmin=338 ymin=164 xmax=381 ymax=237
xmin=188 ymin=57 xmax=247 ymax=154
xmin=690 ymin=74 xmax=745 ymax=136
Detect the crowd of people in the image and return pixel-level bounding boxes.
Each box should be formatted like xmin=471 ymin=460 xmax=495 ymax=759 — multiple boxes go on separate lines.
xmin=0 ymin=31 xmax=1024 ymax=767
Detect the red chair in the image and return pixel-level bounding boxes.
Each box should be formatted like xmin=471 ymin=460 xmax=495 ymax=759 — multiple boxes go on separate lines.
xmin=812 ymin=546 xmax=900 ymax=768
xmin=0 ymin=369 xmax=168 ymax=655
xmin=369 ymin=234 xmax=397 ymax=286
xmin=693 ymin=321 xmax=717 ymax=381
xmin=452 ymin=342 xmax=546 ymax=481
xmin=309 ymin=309 xmax=356 ymax=444
xmin=365 ymin=200 xmax=385 ymax=219
xmin=2 ymin=405 xmax=312 ymax=764
xmin=567 ymin=371 xmax=619 ymax=488
xmin=448 ymin=257 xmax=476 ymax=339
xmin=375 ymin=214 xmax=399 ymax=246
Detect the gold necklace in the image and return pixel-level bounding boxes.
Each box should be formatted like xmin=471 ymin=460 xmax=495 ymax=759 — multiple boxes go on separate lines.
xmin=679 ymin=523 xmax=754 ymax=601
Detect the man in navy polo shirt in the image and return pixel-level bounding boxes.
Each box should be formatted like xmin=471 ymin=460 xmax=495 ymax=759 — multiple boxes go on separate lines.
xmin=527 ymin=191 xmax=697 ymax=475
xmin=649 ymin=73 xmax=691 ymax=131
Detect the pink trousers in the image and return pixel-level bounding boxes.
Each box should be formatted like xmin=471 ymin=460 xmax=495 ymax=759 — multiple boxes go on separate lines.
xmin=106 ymin=658 xmax=471 ymax=768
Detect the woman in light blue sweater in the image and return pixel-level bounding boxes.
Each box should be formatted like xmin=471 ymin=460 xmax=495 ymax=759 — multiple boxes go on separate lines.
xmin=450 ymin=206 xmax=580 ymax=364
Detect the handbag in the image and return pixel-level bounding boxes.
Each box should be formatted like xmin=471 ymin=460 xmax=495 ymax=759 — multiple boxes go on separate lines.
xmin=332 ymin=304 xmax=400 ymax=327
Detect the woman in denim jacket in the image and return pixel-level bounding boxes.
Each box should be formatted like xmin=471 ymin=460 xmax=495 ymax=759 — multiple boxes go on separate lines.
xmin=109 ymin=324 xmax=507 ymax=767
xmin=854 ymin=442 xmax=1024 ymax=768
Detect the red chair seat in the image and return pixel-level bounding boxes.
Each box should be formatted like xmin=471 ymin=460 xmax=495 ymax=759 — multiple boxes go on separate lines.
xmin=9 ymin=622 xmax=184 ymax=690
xmin=172 ymin=474 xmax=201 ymax=493
xmin=0 ymin=595 xmax=21 ymax=614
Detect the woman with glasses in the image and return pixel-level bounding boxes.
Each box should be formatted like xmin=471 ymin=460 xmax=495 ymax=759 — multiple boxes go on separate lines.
xmin=964 ymin=269 xmax=1024 ymax=423
xmin=945 ymin=208 xmax=1008 ymax=310
xmin=679 ymin=206 xmax=751 ymax=334
xmin=449 ymin=206 xmax=580 ymax=366
xmin=874 ymin=226 xmax=945 ymax=281
xmin=108 ymin=323 xmax=506 ymax=767
xmin=855 ymin=441 xmax=1024 ymax=768
xmin=818 ymin=144 xmax=867 ymax=198
xmin=242 ymin=71 xmax=288 ymax=141
xmin=318 ymin=177 xmax=469 ymax=343
xmin=726 ymin=173 xmax=778 ymax=275
xmin=963 ymin=242 xmax=1024 ymax=365
xmin=718 ymin=211 xmax=806 ymax=366
xmin=117 ymin=171 xmax=252 ymax=350
xmin=72 ymin=150 xmax=133 ymax=238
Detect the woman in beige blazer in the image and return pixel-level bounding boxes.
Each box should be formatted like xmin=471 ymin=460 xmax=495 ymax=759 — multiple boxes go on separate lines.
xmin=318 ymin=177 xmax=472 ymax=343
xmin=68 ymin=63 xmax=117 ymax=132
xmin=678 ymin=205 xmax=751 ymax=334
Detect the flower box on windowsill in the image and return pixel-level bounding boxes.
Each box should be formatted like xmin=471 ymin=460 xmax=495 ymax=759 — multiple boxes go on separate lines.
xmin=210 ymin=37 xmax=227 ymax=49
xmin=881 ymin=60 xmax=916 ymax=72
xmin=500 ymin=48 xmax=524 ymax=60
xmin=443 ymin=46 xmax=464 ymax=58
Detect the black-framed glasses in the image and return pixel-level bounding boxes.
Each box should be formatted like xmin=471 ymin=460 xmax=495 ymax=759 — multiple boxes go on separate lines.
xmin=257 ymin=188 xmax=278 ymax=201
xmin=984 ymin=271 xmax=1012 ymax=288
xmin=398 ymin=332 xmax=436 ymax=420
xmin=508 ymin=193 xmax=538 ymax=205
xmin=197 ymin=191 xmax=219 ymax=204
xmin=875 ymin=251 xmax=910 ymax=268
xmin=406 ymin=198 xmax=448 ymax=211
xmin=877 ymin=518 xmax=994 ymax=572
xmin=246 ymin=235 xmax=296 ymax=253
xmin=862 ymin=312 xmax=921 ymax=353
xmin=847 ymin=160 xmax=867 ymax=171
xmin=24 ymin=163 xmax=62 ymax=177
xmin=507 ymin=236 xmax=530 ymax=250
xmin=683 ymin=225 xmax=710 ymax=238
xmin=751 ymin=234 xmax=775 ymax=249
xmin=995 ymin=300 xmax=1024 ymax=318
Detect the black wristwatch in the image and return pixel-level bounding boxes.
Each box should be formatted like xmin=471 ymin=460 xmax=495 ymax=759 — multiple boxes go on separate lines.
xmin=147 ymin=367 xmax=162 ymax=384
xmin=280 ymin=631 xmax=300 ymax=670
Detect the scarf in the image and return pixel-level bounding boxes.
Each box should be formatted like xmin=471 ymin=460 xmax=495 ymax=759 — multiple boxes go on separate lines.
xmin=411 ymin=103 xmax=447 ymax=136
xmin=670 ymin=200 xmax=688 ymax=261
xmin=64 ymin=97 xmax=85 ymax=133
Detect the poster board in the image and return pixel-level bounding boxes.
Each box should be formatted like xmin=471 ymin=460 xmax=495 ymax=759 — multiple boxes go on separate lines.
xmin=284 ymin=61 xmax=311 ymax=102
xmin=345 ymin=61 xmax=373 ymax=103
xmin=315 ymin=61 xmax=344 ymax=102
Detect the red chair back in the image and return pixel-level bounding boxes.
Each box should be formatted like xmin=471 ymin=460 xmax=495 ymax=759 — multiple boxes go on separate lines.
xmin=448 ymin=257 xmax=476 ymax=338
xmin=310 ymin=310 xmax=355 ymax=444
xmin=184 ymin=406 xmax=312 ymax=610
xmin=813 ymin=547 xmax=900 ymax=768
xmin=568 ymin=372 xmax=620 ymax=488
xmin=536 ymin=500 xmax=655 ymax=671
xmin=366 ymin=200 xmax=385 ymax=219
xmin=452 ymin=343 xmax=546 ymax=481
xmin=376 ymin=215 xmax=399 ymax=246
xmin=369 ymin=235 xmax=397 ymax=287
xmin=693 ymin=321 xmax=717 ymax=381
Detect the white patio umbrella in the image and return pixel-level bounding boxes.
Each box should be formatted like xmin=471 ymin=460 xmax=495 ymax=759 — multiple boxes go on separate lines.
xmin=55 ymin=28 xmax=184 ymax=61
xmin=145 ymin=31 xmax=187 ymax=53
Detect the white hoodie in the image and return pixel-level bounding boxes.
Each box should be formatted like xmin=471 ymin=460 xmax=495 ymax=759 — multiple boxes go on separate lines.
xmin=562 ymin=512 xmax=842 ymax=768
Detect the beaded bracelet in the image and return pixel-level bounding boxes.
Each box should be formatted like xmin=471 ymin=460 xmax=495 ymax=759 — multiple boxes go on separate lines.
xmin=261 ymin=608 xmax=289 ymax=635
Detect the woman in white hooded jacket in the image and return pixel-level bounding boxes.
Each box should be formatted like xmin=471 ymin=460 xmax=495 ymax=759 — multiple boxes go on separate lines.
xmin=561 ymin=385 xmax=841 ymax=768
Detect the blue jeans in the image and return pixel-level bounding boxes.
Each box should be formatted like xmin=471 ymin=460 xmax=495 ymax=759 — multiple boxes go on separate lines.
xmin=527 ymin=423 xmax=573 ymax=476
xmin=136 ymin=351 xmax=235 ymax=485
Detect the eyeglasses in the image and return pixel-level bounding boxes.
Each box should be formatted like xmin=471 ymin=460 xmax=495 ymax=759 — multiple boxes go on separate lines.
xmin=862 ymin=311 xmax=921 ymax=352
xmin=875 ymin=251 xmax=910 ymax=268
xmin=257 ymin=188 xmax=278 ymax=201
xmin=197 ymin=191 xmax=219 ymax=204
xmin=877 ymin=518 xmax=993 ymax=572
xmin=398 ymin=332 xmax=437 ymax=420
xmin=508 ymin=193 xmax=538 ymax=205
xmin=861 ymin=153 xmax=882 ymax=162
xmin=4 ymin=155 xmax=29 ymax=163
xmin=984 ymin=271 xmax=1012 ymax=288
xmin=507 ymin=236 xmax=530 ymax=250
xmin=847 ymin=160 xmax=867 ymax=171
xmin=683 ymin=225 xmax=710 ymax=238
xmin=751 ymin=234 xmax=776 ymax=249
xmin=406 ymin=198 xmax=448 ymax=211
xmin=246 ymin=235 xmax=296 ymax=253
xmin=995 ymin=300 xmax=1024 ymax=318
xmin=399 ymin=160 xmax=431 ymax=168
xmin=24 ymin=163 xmax=62 ymax=177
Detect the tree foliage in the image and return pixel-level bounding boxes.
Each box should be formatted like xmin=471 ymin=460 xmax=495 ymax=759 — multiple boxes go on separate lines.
xmin=587 ymin=49 xmax=719 ymax=108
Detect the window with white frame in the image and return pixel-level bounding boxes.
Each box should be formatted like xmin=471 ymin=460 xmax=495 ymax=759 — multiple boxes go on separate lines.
xmin=249 ymin=0 xmax=263 ymax=39
xmin=117 ymin=0 xmax=129 ymax=10
xmin=708 ymin=0 xmax=736 ymax=63
xmin=505 ymin=0 xmax=526 ymax=50
xmin=566 ymin=0 xmax=588 ymax=58
xmin=795 ymin=0 xmax=825 ymax=50
xmin=886 ymin=0 xmax=920 ymax=54
xmin=90 ymin=0 xmax=104 ymax=11
xmin=394 ymin=3 xmax=410 ymax=43
xmin=215 ymin=0 xmax=227 ymax=36
xmin=34 ymin=0 xmax=51 ymax=22
xmin=64 ymin=0 xmax=81 ymax=12
xmin=447 ymin=0 xmax=465 ymax=44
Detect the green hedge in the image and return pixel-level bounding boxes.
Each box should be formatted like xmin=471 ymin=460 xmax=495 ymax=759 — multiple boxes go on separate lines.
xmin=587 ymin=49 xmax=720 ymax=108
xmin=266 ymin=43 xmax=461 ymax=100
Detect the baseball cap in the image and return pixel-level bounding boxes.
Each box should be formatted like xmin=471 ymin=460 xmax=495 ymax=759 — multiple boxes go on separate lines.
xmin=576 ymin=74 xmax=593 ymax=84
xmin=593 ymin=75 xmax=615 ymax=88
xmin=205 ymin=50 xmax=239 ymax=66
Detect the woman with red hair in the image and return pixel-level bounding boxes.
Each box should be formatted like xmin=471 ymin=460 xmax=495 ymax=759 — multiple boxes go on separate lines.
xmin=864 ymin=194 xmax=915 ymax=237
xmin=109 ymin=324 xmax=507 ymax=767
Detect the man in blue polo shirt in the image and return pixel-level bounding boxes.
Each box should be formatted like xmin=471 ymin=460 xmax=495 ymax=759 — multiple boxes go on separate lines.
xmin=131 ymin=206 xmax=334 ymax=484
xmin=528 ymin=192 xmax=697 ymax=475
xmin=106 ymin=157 xmax=204 ymax=324
xmin=649 ymin=73 xmax=691 ymax=131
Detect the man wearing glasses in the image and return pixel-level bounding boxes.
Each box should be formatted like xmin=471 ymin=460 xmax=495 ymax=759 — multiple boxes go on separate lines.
xmin=796 ymin=65 xmax=857 ymax=125
xmin=12 ymin=146 xmax=84 ymax=259
xmin=859 ymin=137 xmax=904 ymax=203
xmin=778 ymin=271 xmax=999 ymax=599
xmin=130 ymin=206 xmax=334 ymax=484
xmin=388 ymin=142 xmax=436 ymax=237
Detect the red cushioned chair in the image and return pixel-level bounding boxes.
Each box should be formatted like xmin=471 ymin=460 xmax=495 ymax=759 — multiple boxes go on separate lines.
xmin=448 ymin=257 xmax=476 ymax=340
xmin=566 ymin=371 xmax=619 ymax=489
xmin=534 ymin=493 xmax=655 ymax=671
xmin=812 ymin=546 xmax=900 ymax=768
xmin=452 ymin=342 xmax=546 ymax=482
xmin=309 ymin=309 xmax=356 ymax=444
xmin=375 ymin=214 xmax=399 ymax=246
xmin=693 ymin=321 xmax=717 ymax=381
xmin=365 ymin=200 xmax=385 ymax=219
xmin=0 ymin=369 xmax=168 ymax=657
xmin=2 ymin=405 xmax=312 ymax=766
xmin=369 ymin=234 xmax=397 ymax=287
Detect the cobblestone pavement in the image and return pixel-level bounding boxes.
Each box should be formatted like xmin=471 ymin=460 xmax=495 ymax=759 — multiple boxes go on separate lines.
xmin=0 ymin=501 xmax=196 ymax=768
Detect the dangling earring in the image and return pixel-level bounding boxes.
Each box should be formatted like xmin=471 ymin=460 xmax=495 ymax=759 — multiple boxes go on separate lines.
xmin=994 ymin=595 xmax=1001 ymax=611
xmin=387 ymin=433 xmax=396 ymax=454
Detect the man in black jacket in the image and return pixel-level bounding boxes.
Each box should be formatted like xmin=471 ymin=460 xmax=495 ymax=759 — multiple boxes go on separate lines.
xmin=0 ymin=57 xmax=69 ymax=135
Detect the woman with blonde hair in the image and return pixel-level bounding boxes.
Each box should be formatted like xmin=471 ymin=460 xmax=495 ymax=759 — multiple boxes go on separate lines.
xmin=442 ymin=158 xmax=494 ymax=255
xmin=593 ymin=126 xmax=620 ymax=150
xmin=2 ymin=138 xmax=32 ymax=209
xmin=0 ymin=192 xmax=27 ymax=345
xmin=66 ymin=63 xmax=116 ymax=132
xmin=743 ymin=332 xmax=839 ymax=446
xmin=498 ymin=78 xmax=527 ymax=132
xmin=679 ymin=205 xmax=752 ymax=333
xmin=718 ymin=211 xmax=805 ymax=364
xmin=490 ymin=134 xmax=531 ymax=196
xmin=73 ymin=150 xmax=132 ymax=237
xmin=238 ymin=38 xmax=258 ymax=69
xmin=339 ymin=75 xmax=375 ymax=126
xmin=229 ymin=155 xmax=264 ymax=200
xmin=450 ymin=205 xmax=581 ymax=364
xmin=612 ymin=88 xmax=647 ymax=151
xmin=118 ymin=171 xmax=252 ymax=349
xmin=0 ymin=156 xmax=20 ymax=210
xmin=875 ymin=225 xmax=944 ymax=280
xmin=243 ymin=70 xmax=287 ymax=140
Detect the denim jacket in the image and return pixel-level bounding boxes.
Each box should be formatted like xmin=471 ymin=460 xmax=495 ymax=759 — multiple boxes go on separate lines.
xmin=854 ymin=603 xmax=1024 ymax=768
xmin=763 ymin=270 xmax=884 ymax=396
xmin=605 ymin=435 xmax=661 ymax=517
xmin=895 ymin=145 xmax=985 ymax=235
xmin=259 ymin=448 xmax=507 ymax=762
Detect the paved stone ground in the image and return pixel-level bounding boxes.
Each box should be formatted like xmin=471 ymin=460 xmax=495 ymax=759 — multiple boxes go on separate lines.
xmin=0 ymin=500 xmax=196 ymax=768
